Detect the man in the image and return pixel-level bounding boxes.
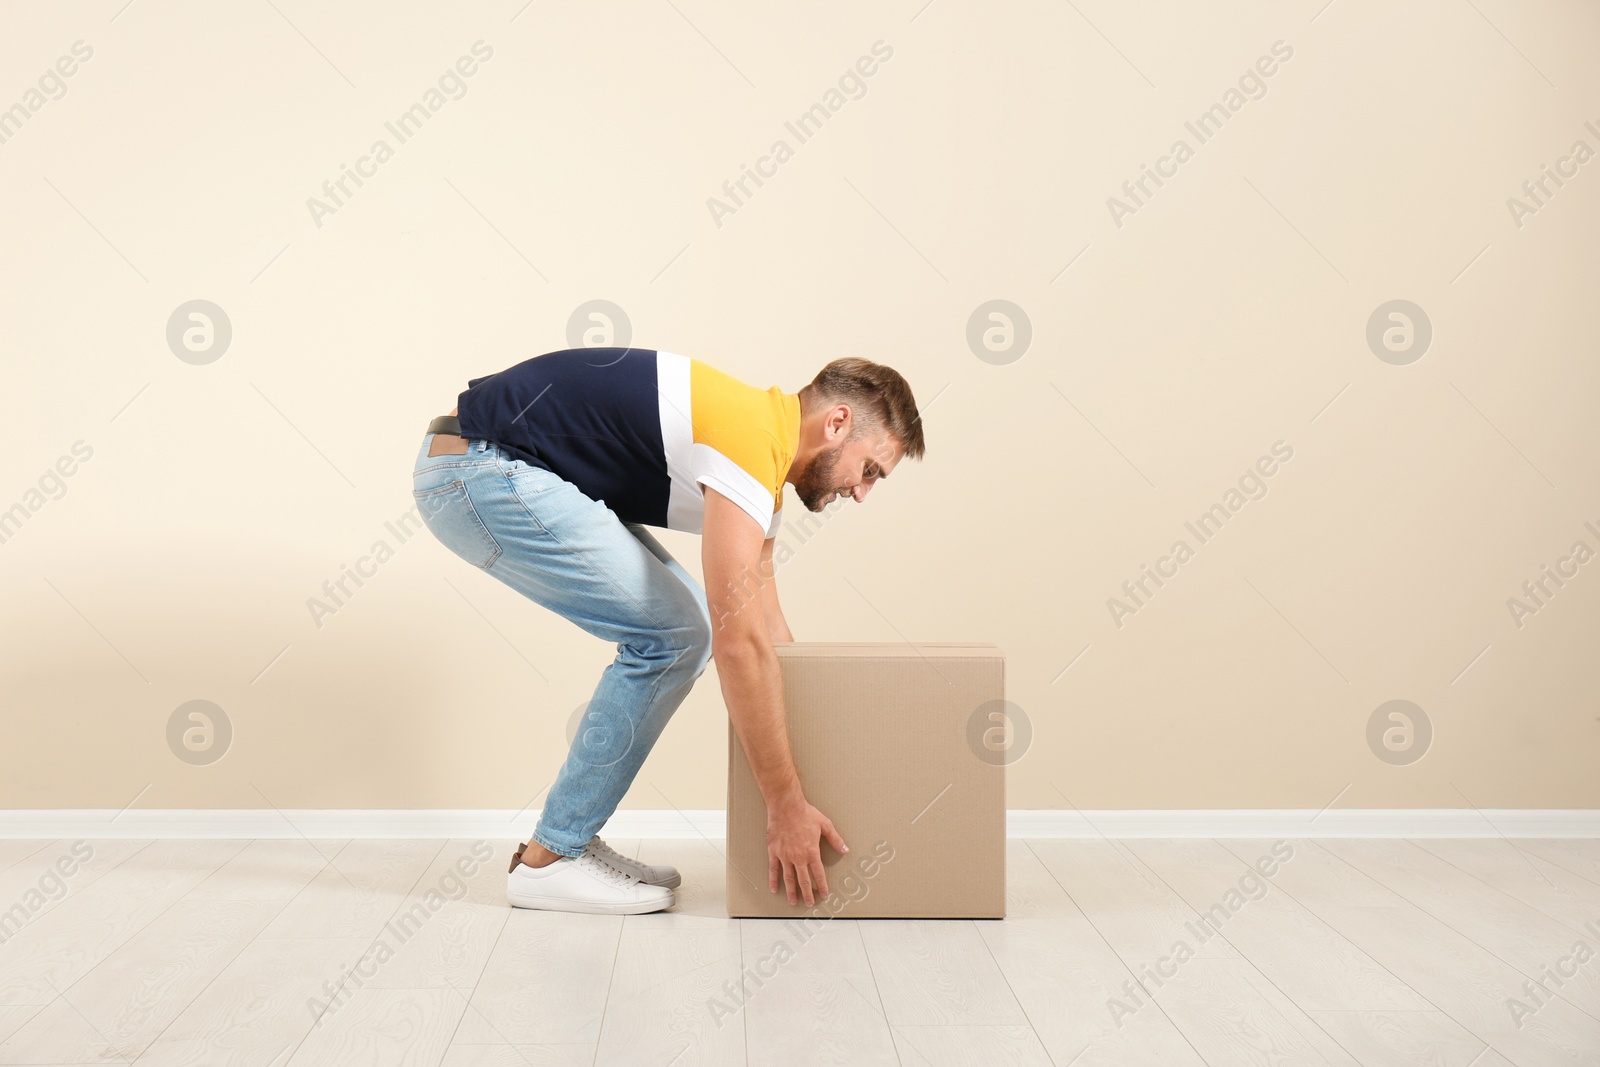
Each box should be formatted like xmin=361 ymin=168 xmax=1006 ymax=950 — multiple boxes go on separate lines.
xmin=411 ymin=348 xmax=925 ymax=915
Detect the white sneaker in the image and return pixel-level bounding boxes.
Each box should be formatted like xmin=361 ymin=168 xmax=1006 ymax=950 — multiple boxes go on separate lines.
xmin=507 ymin=844 xmax=675 ymax=915
xmin=585 ymin=835 xmax=682 ymax=889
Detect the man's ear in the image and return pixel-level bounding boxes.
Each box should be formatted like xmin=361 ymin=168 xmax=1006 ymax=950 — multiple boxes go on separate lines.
xmin=825 ymin=402 xmax=851 ymax=442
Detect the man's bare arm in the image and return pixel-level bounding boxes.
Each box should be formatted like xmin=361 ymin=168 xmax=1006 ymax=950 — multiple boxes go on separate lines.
xmin=758 ymin=536 xmax=793 ymax=643
xmin=703 ymin=487 xmax=843 ymax=904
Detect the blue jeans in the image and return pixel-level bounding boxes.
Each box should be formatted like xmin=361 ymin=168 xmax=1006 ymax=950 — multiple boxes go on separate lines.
xmin=410 ymin=432 xmax=714 ymax=858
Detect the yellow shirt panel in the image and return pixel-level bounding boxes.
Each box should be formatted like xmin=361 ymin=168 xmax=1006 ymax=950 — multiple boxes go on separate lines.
xmin=688 ymin=358 xmax=801 ymax=512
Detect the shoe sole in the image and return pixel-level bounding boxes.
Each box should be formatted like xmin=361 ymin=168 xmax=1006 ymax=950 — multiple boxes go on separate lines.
xmin=507 ymin=890 xmax=675 ymax=915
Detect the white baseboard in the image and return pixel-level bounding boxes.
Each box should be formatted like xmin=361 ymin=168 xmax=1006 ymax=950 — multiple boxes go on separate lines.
xmin=0 ymin=809 xmax=1595 ymax=839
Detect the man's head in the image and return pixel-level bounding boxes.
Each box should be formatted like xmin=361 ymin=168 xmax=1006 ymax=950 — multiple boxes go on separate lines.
xmin=791 ymin=358 xmax=925 ymax=512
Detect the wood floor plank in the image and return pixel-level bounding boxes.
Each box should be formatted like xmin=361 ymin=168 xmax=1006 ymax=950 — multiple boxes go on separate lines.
xmin=593 ymin=841 xmax=746 ymax=1066
xmin=739 ymin=916 xmax=883 ymax=1015
xmin=858 ymin=919 xmax=1028 ymax=1026
xmin=741 ymin=971 xmax=898 ymax=1067
xmin=1028 ymin=839 xmax=1241 ymax=960
xmin=185 ymin=839 xmax=349 ymax=901
xmin=739 ymin=917 xmax=897 ymax=1067
xmin=1305 ymin=1009 xmax=1520 ymax=1067
xmin=593 ymin=921 xmax=745 ymax=1066
xmin=1306 ymin=904 xmax=1600 ymax=1067
xmin=0 ymin=842 xmax=51 ymax=875
xmin=286 ymin=987 xmax=464 ymax=1067
xmin=981 ymin=842 xmax=1206 ymax=1067
xmin=1412 ymin=838 xmax=1600 ymax=935
xmin=1 ymin=834 xmax=1588 ymax=1065
xmin=890 ymin=1024 xmax=1054 ymax=1067
xmin=1318 ymin=839 xmax=1600 ymax=1010
xmin=631 ymin=838 xmax=728 ymax=928
xmin=1236 ymin=841 xmax=1600 ymax=1062
xmin=1517 ymin=839 xmax=1600 ymax=891
xmin=0 ymin=840 xmax=246 ymax=1006
xmin=0 ymin=840 xmax=154 ymax=948
xmin=1217 ymin=838 xmax=1404 ymax=907
xmin=1124 ymin=838 xmax=1431 ymax=1011
xmin=117 ymin=840 xmax=250 ymax=872
xmin=258 ymin=839 xmax=444 ymax=940
xmin=0 ymin=1008 xmax=40 ymax=1047
xmin=1122 ymin=957 xmax=1363 ymax=1066
xmin=451 ymin=911 xmax=620 ymax=1045
xmin=357 ymin=839 xmax=511 ymax=991
xmin=0 ymin=897 xmax=282 ymax=1063
xmin=135 ymin=935 xmax=374 ymax=1067
xmin=439 ymin=1046 xmax=596 ymax=1066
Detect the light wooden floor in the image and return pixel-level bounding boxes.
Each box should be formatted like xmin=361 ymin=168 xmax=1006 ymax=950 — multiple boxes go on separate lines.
xmin=0 ymin=836 xmax=1597 ymax=1066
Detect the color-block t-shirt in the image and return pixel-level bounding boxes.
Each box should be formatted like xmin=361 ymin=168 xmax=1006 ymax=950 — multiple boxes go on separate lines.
xmin=453 ymin=348 xmax=801 ymax=537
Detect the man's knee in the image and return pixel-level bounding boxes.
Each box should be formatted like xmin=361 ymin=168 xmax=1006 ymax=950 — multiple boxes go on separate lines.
xmin=681 ymin=613 xmax=713 ymax=678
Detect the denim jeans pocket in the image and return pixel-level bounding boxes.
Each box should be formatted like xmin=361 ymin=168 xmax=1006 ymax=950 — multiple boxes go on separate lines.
xmin=413 ymin=479 xmax=502 ymax=569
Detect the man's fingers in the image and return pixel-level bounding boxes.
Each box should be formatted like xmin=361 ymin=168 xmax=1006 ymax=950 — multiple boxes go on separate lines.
xmin=810 ymin=856 xmax=829 ymax=900
xmin=822 ymin=820 xmax=849 ymax=856
xmin=783 ymin=860 xmax=799 ymax=905
xmin=769 ymin=851 xmax=780 ymax=893
xmin=795 ymin=862 xmax=815 ymax=906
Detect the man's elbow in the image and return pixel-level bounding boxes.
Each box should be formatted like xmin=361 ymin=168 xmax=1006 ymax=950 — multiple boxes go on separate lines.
xmin=710 ymin=611 xmax=769 ymax=665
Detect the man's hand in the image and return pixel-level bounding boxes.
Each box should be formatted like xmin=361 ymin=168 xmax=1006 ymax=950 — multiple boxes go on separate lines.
xmin=766 ymin=792 xmax=848 ymax=906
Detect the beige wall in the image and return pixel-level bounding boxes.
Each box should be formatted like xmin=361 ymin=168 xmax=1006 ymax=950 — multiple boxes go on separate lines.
xmin=3 ymin=1 xmax=1596 ymax=814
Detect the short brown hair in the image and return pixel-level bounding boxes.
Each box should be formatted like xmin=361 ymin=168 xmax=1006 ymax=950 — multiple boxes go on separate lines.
xmin=800 ymin=358 xmax=925 ymax=460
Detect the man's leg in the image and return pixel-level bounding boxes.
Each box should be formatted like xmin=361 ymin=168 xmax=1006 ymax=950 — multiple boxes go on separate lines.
xmin=516 ymin=521 xmax=712 ymax=868
xmin=411 ymin=438 xmax=712 ymax=865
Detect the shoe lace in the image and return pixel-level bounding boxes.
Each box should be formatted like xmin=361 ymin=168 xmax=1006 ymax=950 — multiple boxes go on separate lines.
xmin=587 ymin=836 xmax=626 ymax=865
xmin=576 ymin=845 xmax=637 ymax=887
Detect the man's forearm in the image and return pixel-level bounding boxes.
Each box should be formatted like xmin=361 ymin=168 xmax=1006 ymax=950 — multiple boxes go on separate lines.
xmin=717 ymin=639 xmax=804 ymax=811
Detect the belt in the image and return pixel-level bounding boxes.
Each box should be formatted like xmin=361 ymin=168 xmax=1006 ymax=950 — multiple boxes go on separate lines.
xmin=426 ymin=414 xmax=469 ymax=456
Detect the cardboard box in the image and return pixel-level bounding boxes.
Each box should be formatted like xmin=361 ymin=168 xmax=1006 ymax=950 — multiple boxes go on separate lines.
xmin=726 ymin=642 xmax=1006 ymax=919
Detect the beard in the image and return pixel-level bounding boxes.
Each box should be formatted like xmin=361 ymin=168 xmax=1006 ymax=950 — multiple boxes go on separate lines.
xmin=793 ymin=439 xmax=848 ymax=512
